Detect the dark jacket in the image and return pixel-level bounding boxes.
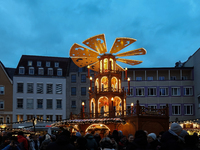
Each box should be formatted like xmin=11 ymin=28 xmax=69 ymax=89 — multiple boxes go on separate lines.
xmin=85 ymin=134 xmax=98 ymax=150
xmin=46 ymin=135 xmax=75 ymax=150
xmin=160 ymin=130 xmax=184 ymax=150
xmin=147 ymin=140 xmax=160 ymax=150
xmin=126 ymin=136 xmax=148 ymax=150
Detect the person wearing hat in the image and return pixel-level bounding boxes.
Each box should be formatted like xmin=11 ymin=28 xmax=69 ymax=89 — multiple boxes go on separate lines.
xmin=147 ymin=133 xmax=160 ymax=150
xmin=160 ymin=123 xmax=184 ymax=150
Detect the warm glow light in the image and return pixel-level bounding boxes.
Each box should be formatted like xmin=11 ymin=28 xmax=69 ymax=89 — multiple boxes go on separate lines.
xmin=111 ymin=97 xmax=114 ymax=101
xmin=131 ymin=103 xmax=134 ymax=106
xmin=87 ymin=65 xmax=90 ymax=68
xmin=124 ymin=99 xmax=125 ymax=101
xmin=125 ymin=67 xmax=127 ymax=70
xmin=90 ymin=77 xmax=93 ymax=80
xmin=89 ymin=87 xmax=91 ymax=90
xmin=82 ymin=102 xmax=85 ymax=106
xmin=128 ymin=77 xmax=130 ymax=81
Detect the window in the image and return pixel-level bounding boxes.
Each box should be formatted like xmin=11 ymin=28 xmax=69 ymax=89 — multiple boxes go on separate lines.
xmin=130 ymin=88 xmax=133 ymax=96
xmin=71 ymin=87 xmax=76 ymax=96
xmin=159 ymin=76 xmax=165 ymax=80
xmin=71 ymin=74 xmax=76 ymax=83
xmin=172 ymin=105 xmax=181 ymax=115
xmin=159 ymin=87 xmax=168 ymax=96
xmin=56 ymin=99 xmax=62 ymax=109
xmin=56 ymin=84 xmax=62 ymax=94
xmin=47 ymin=84 xmax=53 ymax=94
xmin=37 ymin=99 xmax=43 ymax=109
xmin=198 ymin=96 xmax=200 ymax=108
xmin=27 ymin=99 xmax=33 ymax=109
xmin=46 ymin=115 xmax=53 ymax=121
xmin=37 ymin=61 xmax=41 ymax=67
xmin=16 ymin=115 xmax=23 ymax=122
xmin=27 ymin=115 xmax=34 ymax=121
xmin=0 ymin=86 xmax=4 ymax=95
xmin=56 ymin=115 xmax=62 ymax=121
xmin=147 ymin=77 xmax=153 ymax=81
xmin=37 ymin=83 xmax=43 ymax=94
xmin=171 ymin=87 xmax=180 ymax=96
xmin=170 ymin=76 xmax=176 ymax=80
xmin=81 ymin=87 xmax=86 ymax=96
xmin=148 ymin=87 xmax=157 ymax=96
xmin=81 ymin=74 xmax=86 ymax=83
xmin=6 ymin=117 xmax=10 ymax=124
xmin=46 ymin=99 xmax=53 ymax=109
xmin=0 ymin=117 xmax=3 ymax=124
xmin=136 ymin=77 xmax=142 ymax=81
xmin=184 ymin=104 xmax=193 ymax=115
xmin=148 ymin=105 xmax=157 ymax=111
xmin=48 ymin=68 xmax=53 ymax=75
xmin=29 ymin=67 xmax=34 ymax=75
xmin=57 ymin=69 xmax=62 ymax=76
xmin=136 ymin=87 xmax=145 ymax=96
xmin=27 ymin=83 xmax=34 ymax=93
xmin=71 ymin=101 xmax=76 ymax=108
xmin=55 ymin=62 xmax=59 ymax=67
xmin=160 ymin=105 xmax=166 ymax=109
xmin=19 ymin=67 xmax=25 ymax=74
xmin=46 ymin=62 xmax=50 ymax=67
xmin=0 ymin=101 xmax=4 ymax=109
xmin=36 ymin=115 xmax=43 ymax=120
xmin=17 ymin=83 xmax=23 ymax=93
xmin=184 ymin=87 xmax=193 ymax=96
xmin=38 ymin=68 xmax=44 ymax=75
xmin=28 ymin=61 xmax=32 ymax=66
xmin=182 ymin=76 xmax=188 ymax=80
xmin=17 ymin=99 xmax=23 ymax=108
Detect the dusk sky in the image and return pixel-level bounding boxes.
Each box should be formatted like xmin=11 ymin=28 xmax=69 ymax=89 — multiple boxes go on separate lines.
xmin=1 ymin=0 xmax=200 ymax=69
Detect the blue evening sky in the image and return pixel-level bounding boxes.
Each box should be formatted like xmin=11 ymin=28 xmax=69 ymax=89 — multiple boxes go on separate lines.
xmin=0 ymin=0 xmax=200 ymax=68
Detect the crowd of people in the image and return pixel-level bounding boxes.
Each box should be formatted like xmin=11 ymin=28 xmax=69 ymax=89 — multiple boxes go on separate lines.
xmin=0 ymin=123 xmax=200 ymax=150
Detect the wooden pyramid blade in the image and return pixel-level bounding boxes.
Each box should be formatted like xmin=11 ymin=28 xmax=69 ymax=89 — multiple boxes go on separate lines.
xmin=116 ymin=48 xmax=146 ymax=57
xmin=71 ymin=57 xmax=98 ymax=68
xmin=109 ymin=37 xmax=136 ymax=54
xmin=88 ymin=62 xmax=99 ymax=72
xmin=116 ymin=64 xmax=125 ymax=71
xmin=82 ymin=34 xmax=107 ymax=54
xmin=116 ymin=58 xmax=142 ymax=66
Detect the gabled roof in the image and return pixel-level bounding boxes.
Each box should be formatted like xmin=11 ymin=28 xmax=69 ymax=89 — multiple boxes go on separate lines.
xmin=0 ymin=61 xmax=15 ymax=83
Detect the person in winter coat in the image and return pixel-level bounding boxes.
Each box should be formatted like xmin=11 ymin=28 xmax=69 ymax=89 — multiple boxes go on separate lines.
xmin=126 ymin=134 xmax=134 ymax=150
xmin=40 ymin=134 xmax=52 ymax=150
xmin=46 ymin=130 xmax=75 ymax=150
xmin=0 ymin=136 xmax=10 ymax=149
xmin=85 ymin=133 xmax=98 ymax=150
xmin=2 ymin=136 xmax=21 ymax=150
xmin=17 ymin=131 xmax=29 ymax=150
xmin=94 ymin=133 xmax=101 ymax=147
xmin=160 ymin=123 xmax=184 ymax=150
xmin=99 ymin=137 xmax=115 ymax=150
xmin=75 ymin=136 xmax=88 ymax=150
xmin=147 ymin=133 xmax=160 ymax=150
xmin=29 ymin=135 xmax=40 ymax=150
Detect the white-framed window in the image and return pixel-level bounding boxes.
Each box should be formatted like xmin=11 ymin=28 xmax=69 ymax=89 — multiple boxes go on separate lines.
xmin=28 ymin=61 xmax=32 ymax=66
xmin=55 ymin=62 xmax=59 ymax=67
xmin=19 ymin=67 xmax=25 ymax=74
xmin=56 ymin=99 xmax=62 ymax=109
xmin=159 ymin=87 xmax=168 ymax=96
xmin=47 ymin=84 xmax=53 ymax=94
xmin=159 ymin=76 xmax=165 ymax=80
xmin=6 ymin=116 xmax=10 ymax=124
xmin=160 ymin=105 xmax=166 ymax=109
xmin=48 ymin=68 xmax=53 ymax=75
xmin=136 ymin=77 xmax=142 ymax=81
xmin=172 ymin=105 xmax=181 ymax=115
xmin=170 ymin=76 xmax=176 ymax=80
xmin=17 ymin=99 xmax=23 ymax=108
xmin=37 ymin=83 xmax=43 ymax=94
xmin=171 ymin=87 xmax=181 ymax=96
xmin=148 ymin=87 xmax=157 ymax=96
xmin=182 ymin=76 xmax=188 ymax=80
xmin=130 ymin=87 xmax=133 ymax=96
xmin=0 ymin=117 xmax=4 ymax=124
xmin=27 ymin=83 xmax=34 ymax=93
xmin=71 ymin=100 xmax=76 ymax=108
xmin=183 ymin=87 xmax=193 ymax=96
xmin=148 ymin=105 xmax=157 ymax=111
xmin=57 ymin=69 xmax=62 ymax=76
xmin=46 ymin=99 xmax=53 ymax=109
xmin=0 ymin=86 xmax=4 ymax=95
xmin=56 ymin=115 xmax=62 ymax=121
xmin=38 ymin=68 xmax=44 ymax=75
xmin=0 ymin=101 xmax=4 ymax=109
xmin=56 ymin=84 xmax=62 ymax=94
xmin=37 ymin=61 xmax=41 ymax=67
xmin=46 ymin=115 xmax=53 ymax=121
xmin=29 ymin=67 xmax=34 ymax=75
xmin=184 ymin=104 xmax=193 ymax=115
xmin=46 ymin=61 xmax=50 ymax=67
xmin=27 ymin=99 xmax=33 ymax=109
xmin=37 ymin=99 xmax=43 ymax=109
xmin=17 ymin=83 xmax=23 ymax=93
xmin=136 ymin=87 xmax=145 ymax=96
xmin=147 ymin=77 xmax=153 ymax=81
xmin=16 ymin=115 xmax=23 ymax=122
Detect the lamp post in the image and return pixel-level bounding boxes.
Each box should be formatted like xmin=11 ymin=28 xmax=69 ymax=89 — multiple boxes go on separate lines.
xmin=128 ymin=77 xmax=130 ymax=95
xmin=131 ymin=103 xmax=134 ymax=115
xmin=90 ymin=77 xmax=92 ymax=90
xmin=87 ymin=65 xmax=90 ymax=78
xmin=111 ymin=97 xmax=114 ymax=117
xmin=82 ymin=102 xmax=85 ymax=118
xmin=125 ymin=68 xmax=127 ymax=80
